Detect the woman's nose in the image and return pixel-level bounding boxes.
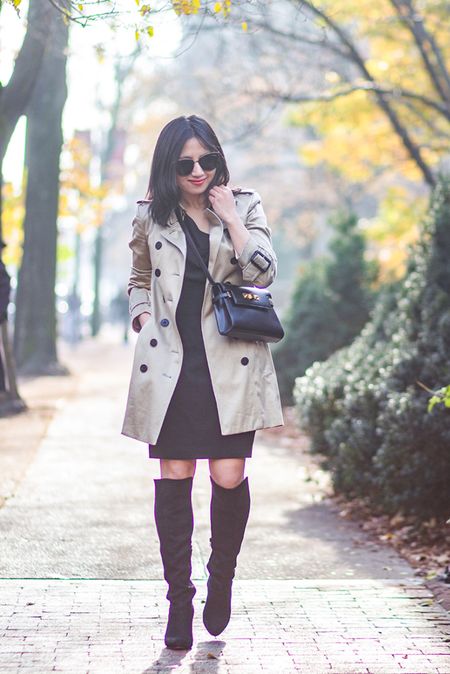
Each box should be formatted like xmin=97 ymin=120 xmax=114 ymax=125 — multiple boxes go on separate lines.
xmin=191 ymin=161 xmax=205 ymax=177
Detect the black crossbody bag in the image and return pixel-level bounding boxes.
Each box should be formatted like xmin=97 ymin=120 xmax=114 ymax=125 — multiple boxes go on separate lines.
xmin=179 ymin=211 xmax=285 ymax=343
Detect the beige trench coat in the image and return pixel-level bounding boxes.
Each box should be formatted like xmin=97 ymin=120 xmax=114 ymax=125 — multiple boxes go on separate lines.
xmin=121 ymin=188 xmax=284 ymax=444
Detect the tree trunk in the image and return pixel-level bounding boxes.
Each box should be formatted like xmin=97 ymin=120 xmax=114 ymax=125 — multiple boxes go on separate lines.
xmin=0 ymin=0 xmax=51 ymax=163
xmin=13 ymin=0 xmax=70 ymax=375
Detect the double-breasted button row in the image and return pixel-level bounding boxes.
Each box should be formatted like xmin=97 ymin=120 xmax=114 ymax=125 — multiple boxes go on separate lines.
xmin=139 ymin=338 xmax=158 ymax=372
xmin=155 ymin=268 xmax=161 ymax=277
xmin=230 ymin=256 xmax=238 ymax=265
xmin=155 ymin=241 xmax=162 ymax=249
xmin=241 ymin=357 xmax=249 ymax=365
xmin=160 ymin=318 xmax=169 ymax=327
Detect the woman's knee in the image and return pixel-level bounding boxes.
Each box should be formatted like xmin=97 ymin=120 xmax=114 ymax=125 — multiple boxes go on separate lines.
xmin=160 ymin=459 xmax=196 ymax=479
xmin=208 ymin=458 xmax=245 ymax=489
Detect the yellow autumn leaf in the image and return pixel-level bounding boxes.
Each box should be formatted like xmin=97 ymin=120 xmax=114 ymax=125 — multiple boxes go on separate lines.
xmin=135 ymin=28 xmax=140 ymax=41
xmin=241 ymin=21 xmax=248 ymax=32
xmin=147 ymin=25 xmax=154 ymax=37
xmin=214 ymin=2 xmax=222 ymax=13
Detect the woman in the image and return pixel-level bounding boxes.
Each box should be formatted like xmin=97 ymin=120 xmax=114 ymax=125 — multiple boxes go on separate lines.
xmin=121 ymin=115 xmax=283 ymax=650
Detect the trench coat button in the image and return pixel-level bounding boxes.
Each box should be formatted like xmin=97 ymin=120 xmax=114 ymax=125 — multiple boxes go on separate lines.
xmin=155 ymin=241 xmax=162 ymax=249
xmin=155 ymin=268 xmax=161 ymax=277
xmin=230 ymin=256 xmax=238 ymax=265
xmin=241 ymin=357 xmax=249 ymax=365
xmin=140 ymin=364 xmax=148 ymax=373
xmin=160 ymin=318 xmax=169 ymax=327
xmin=150 ymin=338 xmax=158 ymax=347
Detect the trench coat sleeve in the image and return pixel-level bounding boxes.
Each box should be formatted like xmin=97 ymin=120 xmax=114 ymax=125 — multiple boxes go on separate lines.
xmin=236 ymin=191 xmax=277 ymax=287
xmin=127 ymin=207 xmax=152 ymax=333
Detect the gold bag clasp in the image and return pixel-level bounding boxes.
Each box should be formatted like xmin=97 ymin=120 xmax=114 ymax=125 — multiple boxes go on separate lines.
xmin=242 ymin=291 xmax=260 ymax=301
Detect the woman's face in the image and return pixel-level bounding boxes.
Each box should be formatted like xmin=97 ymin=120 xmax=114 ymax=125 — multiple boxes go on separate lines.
xmin=176 ymin=136 xmax=217 ymax=201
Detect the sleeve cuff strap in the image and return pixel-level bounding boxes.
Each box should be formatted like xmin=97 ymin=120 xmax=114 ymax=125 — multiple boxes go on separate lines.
xmin=237 ymin=236 xmax=272 ymax=272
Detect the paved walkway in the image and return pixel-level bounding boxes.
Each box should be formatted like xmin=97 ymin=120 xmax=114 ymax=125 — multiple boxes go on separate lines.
xmin=1 ymin=330 xmax=450 ymax=673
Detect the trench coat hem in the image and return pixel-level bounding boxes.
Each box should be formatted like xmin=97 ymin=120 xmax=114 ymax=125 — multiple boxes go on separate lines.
xmin=120 ymin=411 xmax=285 ymax=446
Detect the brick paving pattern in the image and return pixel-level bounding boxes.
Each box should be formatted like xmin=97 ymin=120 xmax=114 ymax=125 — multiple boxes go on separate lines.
xmin=1 ymin=578 xmax=450 ymax=673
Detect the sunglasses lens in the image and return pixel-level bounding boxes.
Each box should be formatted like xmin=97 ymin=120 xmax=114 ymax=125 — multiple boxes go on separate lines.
xmin=199 ymin=153 xmax=221 ymax=171
xmin=175 ymin=153 xmax=221 ymax=176
xmin=176 ymin=159 xmax=194 ymax=176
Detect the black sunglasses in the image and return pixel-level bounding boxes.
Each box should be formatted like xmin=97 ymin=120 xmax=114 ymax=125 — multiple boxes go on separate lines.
xmin=175 ymin=152 xmax=222 ymax=177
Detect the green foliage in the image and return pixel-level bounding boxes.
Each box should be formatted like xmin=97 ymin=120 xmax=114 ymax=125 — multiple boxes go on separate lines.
xmin=273 ymin=211 xmax=376 ymax=404
xmin=427 ymin=385 xmax=450 ymax=412
xmin=294 ymin=174 xmax=450 ymax=519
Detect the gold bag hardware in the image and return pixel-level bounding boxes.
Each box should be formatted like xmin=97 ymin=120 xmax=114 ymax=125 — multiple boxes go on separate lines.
xmin=242 ymin=292 xmax=260 ymax=301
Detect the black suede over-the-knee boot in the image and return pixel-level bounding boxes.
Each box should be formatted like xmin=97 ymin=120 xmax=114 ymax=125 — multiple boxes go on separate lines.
xmin=202 ymin=476 xmax=251 ymax=636
xmin=154 ymin=476 xmax=196 ymax=650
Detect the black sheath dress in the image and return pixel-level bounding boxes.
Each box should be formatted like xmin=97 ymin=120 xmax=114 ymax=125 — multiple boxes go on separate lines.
xmin=148 ymin=213 xmax=255 ymax=460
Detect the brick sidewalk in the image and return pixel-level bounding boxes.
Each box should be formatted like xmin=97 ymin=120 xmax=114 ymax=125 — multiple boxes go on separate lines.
xmin=2 ymin=335 xmax=450 ymax=674
xmin=1 ymin=578 xmax=450 ymax=673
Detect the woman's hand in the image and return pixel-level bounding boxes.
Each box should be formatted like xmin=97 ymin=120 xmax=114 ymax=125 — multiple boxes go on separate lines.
xmin=209 ymin=185 xmax=250 ymax=257
xmin=139 ymin=312 xmax=151 ymax=328
xmin=208 ymin=185 xmax=239 ymax=225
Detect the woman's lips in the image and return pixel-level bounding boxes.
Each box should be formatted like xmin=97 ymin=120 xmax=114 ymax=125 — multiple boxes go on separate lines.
xmin=189 ymin=178 xmax=206 ymax=185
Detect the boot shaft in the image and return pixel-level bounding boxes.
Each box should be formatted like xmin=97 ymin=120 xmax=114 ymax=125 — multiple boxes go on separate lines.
xmin=154 ymin=477 xmax=196 ymax=605
xmin=207 ymin=476 xmax=251 ymax=579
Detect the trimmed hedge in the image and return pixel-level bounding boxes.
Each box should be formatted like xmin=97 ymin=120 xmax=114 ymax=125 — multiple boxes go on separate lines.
xmin=294 ymin=175 xmax=450 ymax=519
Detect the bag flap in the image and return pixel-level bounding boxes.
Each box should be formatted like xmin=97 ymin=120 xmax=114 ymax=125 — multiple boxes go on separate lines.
xmin=220 ymin=283 xmax=273 ymax=309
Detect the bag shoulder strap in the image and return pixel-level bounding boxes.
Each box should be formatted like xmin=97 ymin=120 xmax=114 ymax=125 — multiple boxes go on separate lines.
xmin=177 ymin=208 xmax=217 ymax=286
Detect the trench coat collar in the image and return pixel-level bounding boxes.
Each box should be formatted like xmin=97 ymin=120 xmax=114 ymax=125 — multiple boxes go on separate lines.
xmin=161 ymin=205 xmax=226 ymax=277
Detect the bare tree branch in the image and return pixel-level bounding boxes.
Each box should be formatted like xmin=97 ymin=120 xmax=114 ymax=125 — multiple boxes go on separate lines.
xmin=45 ymin=0 xmax=123 ymax=25
xmin=390 ymin=0 xmax=450 ymax=105
xmin=239 ymin=20 xmax=350 ymax=60
xmin=400 ymin=99 xmax=450 ymax=140
xmin=259 ymin=81 xmax=450 ymax=121
xmin=290 ymin=0 xmax=436 ymax=186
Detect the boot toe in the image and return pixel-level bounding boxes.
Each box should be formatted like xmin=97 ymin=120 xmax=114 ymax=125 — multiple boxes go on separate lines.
xmin=202 ymin=587 xmax=231 ymax=636
xmin=165 ymin=636 xmax=193 ymax=650
xmin=164 ymin=603 xmax=194 ymax=650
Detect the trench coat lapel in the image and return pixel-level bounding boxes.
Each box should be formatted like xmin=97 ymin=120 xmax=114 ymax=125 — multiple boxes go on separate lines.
xmin=205 ymin=207 xmax=225 ymax=278
xmin=159 ymin=207 xmax=225 ymax=278
xmin=159 ymin=210 xmax=186 ymax=257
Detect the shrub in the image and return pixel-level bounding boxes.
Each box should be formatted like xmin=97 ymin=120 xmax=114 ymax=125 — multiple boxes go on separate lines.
xmin=294 ymin=175 xmax=450 ymax=519
xmin=273 ymin=211 xmax=375 ymax=404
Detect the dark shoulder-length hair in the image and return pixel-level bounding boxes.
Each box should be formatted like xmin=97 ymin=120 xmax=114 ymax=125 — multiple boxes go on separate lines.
xmin=144 ymin=115 xmax=230 ymax=227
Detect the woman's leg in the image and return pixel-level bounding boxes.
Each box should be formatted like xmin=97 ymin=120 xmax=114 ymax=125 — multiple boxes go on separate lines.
xmin=208 ymin=457 xmax=245 ymax=488
xmin=160 ymin=458 xmax=196 ymax=479
xmin=203 ymin=457 xmax=251 ymax=636
xmin=154 ymin=459 xmax=197 ymax=649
